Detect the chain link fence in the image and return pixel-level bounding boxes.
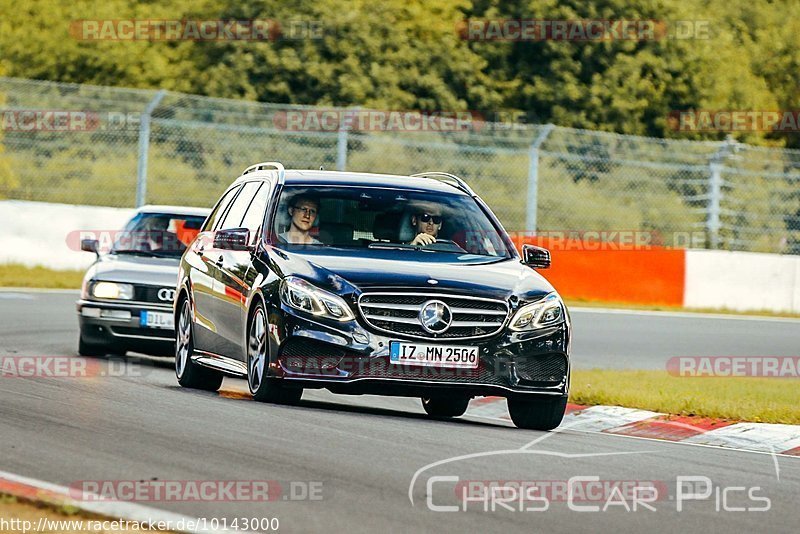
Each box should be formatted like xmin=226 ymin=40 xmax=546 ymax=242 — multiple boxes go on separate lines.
xmin=1 ymin=77 xmax=798 ymax=254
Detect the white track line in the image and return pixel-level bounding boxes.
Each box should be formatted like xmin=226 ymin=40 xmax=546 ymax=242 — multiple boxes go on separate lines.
xmin=0 ymin=469 xmax=253 ymax=533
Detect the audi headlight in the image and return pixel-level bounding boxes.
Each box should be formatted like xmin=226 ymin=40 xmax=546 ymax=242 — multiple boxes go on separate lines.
xmin=280 ymin=276 xmax=355 ymax=322
xmin=509 ymin=293 xmax=565 ymax=331
xmin=92 ymin=281 xmax=134 ymax=300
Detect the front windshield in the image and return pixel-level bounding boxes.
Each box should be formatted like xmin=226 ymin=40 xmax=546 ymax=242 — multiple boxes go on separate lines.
xmin=271 ymin=186 xmax=511 ymax=258
xmin=112 ymin=212 xmax=207 ymax=258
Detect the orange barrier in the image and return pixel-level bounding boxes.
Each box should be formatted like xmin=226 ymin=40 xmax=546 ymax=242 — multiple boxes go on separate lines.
xmin=515 ymin=237 xmax=686 ymax=306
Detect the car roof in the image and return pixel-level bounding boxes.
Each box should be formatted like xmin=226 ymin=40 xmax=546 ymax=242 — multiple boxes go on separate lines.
xmin=136 ymin=205 xmax=211 ymax=217
xmin=235 ymin=169 xmax=470 ymax=195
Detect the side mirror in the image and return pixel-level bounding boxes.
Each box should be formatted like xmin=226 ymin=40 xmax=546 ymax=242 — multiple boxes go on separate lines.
xmin=522 ymin=244 xmax=551 ymax=269
xmin=214 ymin=228 xmax=251 ymax=251
xmin=81 ymin=239 xmax=99 ymax=257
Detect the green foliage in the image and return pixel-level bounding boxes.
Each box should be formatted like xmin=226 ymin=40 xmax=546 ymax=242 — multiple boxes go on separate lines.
xmin=1 ymin=0 xmax=798 ymax=146
xmin=0 ymin=62 xmax=16 ymax=197
xmin=0 ymin=0 xmax=798 ymax=249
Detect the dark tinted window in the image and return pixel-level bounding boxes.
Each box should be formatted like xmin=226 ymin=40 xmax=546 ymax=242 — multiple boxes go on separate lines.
xmin=241 ymin=182 xmax=270 ymax=233
xmin=219 ymin=182 xmax=261 ymax=230
xmin=203 ymin=186 xmax=240 ymax=232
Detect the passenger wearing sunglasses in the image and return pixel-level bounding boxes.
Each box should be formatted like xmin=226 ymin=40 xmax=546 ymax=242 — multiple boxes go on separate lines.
xmin=409 ymin=210 xmax=444 ymax=246
xmin=280 ymin=194 xmax=322 ymax=245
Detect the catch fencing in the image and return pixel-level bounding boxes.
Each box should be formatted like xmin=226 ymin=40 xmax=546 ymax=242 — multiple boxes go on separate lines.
xmin=1 ymin=76 xmax=798 ymax=253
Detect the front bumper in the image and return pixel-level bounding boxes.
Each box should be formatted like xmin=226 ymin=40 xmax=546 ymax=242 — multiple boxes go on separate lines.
xmin=76 ymin=299 xmax=175 ymax=355
xmin=268 ymin=304 xmax=570 ymax=399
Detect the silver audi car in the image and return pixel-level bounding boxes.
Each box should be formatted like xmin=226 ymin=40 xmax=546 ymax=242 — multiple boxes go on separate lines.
xmin=76 ymin=205 xmax=210 ymax=356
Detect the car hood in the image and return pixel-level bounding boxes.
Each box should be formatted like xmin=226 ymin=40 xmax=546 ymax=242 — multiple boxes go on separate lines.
xmin=84 ymin=253 xmax=180 ymax=287
xmin=267 ymin=247 xmax=555 ymax=302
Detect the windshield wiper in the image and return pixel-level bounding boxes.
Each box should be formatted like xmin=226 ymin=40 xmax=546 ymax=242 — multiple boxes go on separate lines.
xmin=368 ymin=243 xmax=415 ymax=251
xmin=112 ymin=249 xmax=176 ymax=258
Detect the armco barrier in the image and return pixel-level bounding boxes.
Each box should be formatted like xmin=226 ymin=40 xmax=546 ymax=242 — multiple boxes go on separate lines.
xmin=0 ymin=200 xmax=133 ymax=270
xmin=1 ymin=201 xmax=798 ymax=314
xmin=684 ymin=250 xmax=800 ymax=313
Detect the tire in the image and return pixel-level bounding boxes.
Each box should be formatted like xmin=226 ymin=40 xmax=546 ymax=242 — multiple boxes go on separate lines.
xmin=421 ymin=395 xmax=470 ymax=418
xmin=78 ymin=335 xmax=106 ymax=357
xmin=175 ymin=297 xmax=223 ymax=391
xmin=247 ymin=301 xmax=302 ymax=405
xmin=507 ymin=395 xmax=568 ymax=430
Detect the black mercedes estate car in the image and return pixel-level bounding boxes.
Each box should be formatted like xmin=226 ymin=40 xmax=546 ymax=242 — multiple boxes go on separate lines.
xmin=175 ymin=162 xmax=570 ymax=429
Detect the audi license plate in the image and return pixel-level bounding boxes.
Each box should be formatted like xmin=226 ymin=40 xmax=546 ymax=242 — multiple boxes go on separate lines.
xmin=389 ymin=341 xmax=478 ymax=369
xmin=140 ymin=310 xmax=174 ymax=329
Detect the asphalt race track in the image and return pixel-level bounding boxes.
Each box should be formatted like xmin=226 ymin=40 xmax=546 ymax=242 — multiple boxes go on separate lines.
xmin=1 ymin=290 xmax=798 ymax=533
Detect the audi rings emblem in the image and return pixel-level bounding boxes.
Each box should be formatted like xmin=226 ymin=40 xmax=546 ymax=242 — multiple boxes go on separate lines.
xmin=418 ymin=300 xmax=452 ymax=334
xmin=158 ymin=288 xmax=176 ymax=302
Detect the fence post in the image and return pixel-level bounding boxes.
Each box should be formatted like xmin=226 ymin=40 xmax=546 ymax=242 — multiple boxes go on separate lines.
xmin=136 ymin=89 xmax=167 ymax=207
xmin=707 ymin=160 xmax=722 ymax=249
xmin=526 ymin=124 xmax=555 ymax=233
xmin=336 ymin=108 xmax=356 ymax=171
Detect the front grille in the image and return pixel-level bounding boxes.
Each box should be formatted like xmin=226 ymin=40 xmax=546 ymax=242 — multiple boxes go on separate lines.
xmin=358 ymin=292 xmax=509 ymax=340
xmin=133 ymin=285 xmax=175 ymax=304
xmin=280 ymin=339 xmax=346 ymax=375
xmin=351 ymin=358 xmax=506 ymax=385
xmin=515 ymin=354 xmax=567 ymax=384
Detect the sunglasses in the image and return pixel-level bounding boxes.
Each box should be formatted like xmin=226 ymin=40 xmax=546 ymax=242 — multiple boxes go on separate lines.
xmin=418 ymin=213 xmax=442 ymax=224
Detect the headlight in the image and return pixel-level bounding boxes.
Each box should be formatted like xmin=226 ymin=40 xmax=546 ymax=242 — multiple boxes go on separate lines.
xmin=92 ymin=281 xmax=134 ymax=300
xmin=280 ymin=276 xmax=355 ymax=322
xmin=509 ymin=293 xmax=565 ymax=331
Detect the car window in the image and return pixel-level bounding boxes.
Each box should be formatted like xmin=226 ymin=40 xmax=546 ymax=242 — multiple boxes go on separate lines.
xmin=203 ymin=186 xmax=241 ymax=232
xmin=218 ymin=182 xmax=261 ymax=231
xmin=240 ymin=181 xmax=271 ymax=233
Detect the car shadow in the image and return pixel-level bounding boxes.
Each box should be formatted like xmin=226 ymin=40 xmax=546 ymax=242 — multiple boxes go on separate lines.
xmin=166 ymin=382 xmax=511 ymax=430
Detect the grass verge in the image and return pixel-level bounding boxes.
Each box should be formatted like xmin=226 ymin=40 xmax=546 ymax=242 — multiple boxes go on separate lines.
xmin=0 ymin=494 xmax=170 ymax=532
xmin=0 ymin=263 xmax=83 ymax=289
xmin=570 ymin=369 xmax=800 ymax=425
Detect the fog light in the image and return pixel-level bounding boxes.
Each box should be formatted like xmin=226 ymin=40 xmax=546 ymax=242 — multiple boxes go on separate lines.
xmin=352 ymin=331 xmax=369 ymax=344
xmin=81 ymin=307 xmax=101 ymax=318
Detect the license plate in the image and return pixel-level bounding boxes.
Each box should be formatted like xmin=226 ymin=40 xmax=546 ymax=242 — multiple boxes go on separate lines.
xmin=140 ymin=310 xmax=174 ymax=329
xmin=389 ymin=341 xmax=478 ymax=368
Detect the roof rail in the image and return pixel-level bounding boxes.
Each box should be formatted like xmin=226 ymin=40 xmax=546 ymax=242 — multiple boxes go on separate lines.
xmin=410 ymin=171 xmax=475 ymax=196
xmin=242 ymin=161 xmax=285 ymax=181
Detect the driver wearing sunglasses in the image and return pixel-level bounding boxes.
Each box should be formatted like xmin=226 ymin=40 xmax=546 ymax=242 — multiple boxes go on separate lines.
xmin=409 ymin=209 xmax=443 ymax=246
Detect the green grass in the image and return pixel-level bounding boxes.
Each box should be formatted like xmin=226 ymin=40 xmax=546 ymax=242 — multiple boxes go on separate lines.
xmin=0 ymin=263 xmax=83 ymax=289
xmin=571 ymin=369 xmax=800 ymax=425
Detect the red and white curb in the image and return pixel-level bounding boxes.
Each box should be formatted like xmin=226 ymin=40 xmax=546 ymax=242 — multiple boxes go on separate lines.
xmin=467 ymin=398 xmax=800 ymax=457
xmin=0 ymin=469 xmax=251 ymax=533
